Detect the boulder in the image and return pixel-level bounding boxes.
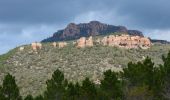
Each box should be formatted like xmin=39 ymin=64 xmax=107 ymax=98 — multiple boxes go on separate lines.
xmin=19 ymin=47 xmax=24 ymax=51
xmin=58 ymin=42 xmax=67 ymax=48
xmin=77 ymin=37 xmax=86 ymax=48
xmin=52 ymin=42 xmax=57 ymax=47
xmin=36 ymin=43 xmax=42 ymax=50
xmin=86 ymin=36 xmax=93 ymax=47
xmin=31 ymin=42 xmax=37 ymax=51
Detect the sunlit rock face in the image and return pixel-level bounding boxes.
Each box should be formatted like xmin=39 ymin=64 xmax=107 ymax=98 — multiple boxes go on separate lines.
xmin=85 ymin=36 xmax=93 ymax=47
xmin=31 ymin=42 xmax=42 ymax=51
xmin=77 ymin=37 xmax=86 ymax=48
xmin=52 ymin=42 xmax=57 ymax=47
xmin=77 ymin=34 xmax=151 ymax=49
xmin=58 ymin=42 xmax=67 ymax=48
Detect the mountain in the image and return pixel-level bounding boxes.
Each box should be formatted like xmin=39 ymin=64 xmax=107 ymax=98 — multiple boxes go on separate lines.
xmin=151 ymin=39 xmax=170 ymax=44
xmin=42 ymin=21 xmax=144 ymax=42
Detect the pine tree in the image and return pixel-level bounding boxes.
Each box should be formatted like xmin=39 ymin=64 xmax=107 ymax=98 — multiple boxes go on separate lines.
xmin=100 ymin=69 xmax=123 ymax=99
xmin=24 ymin=95 xmax=33 ymax=100
xmin=81 ymin=78 xmax=97 ymax=100
xmin=64 ymin=82 xmax=80 ymax=100
xmin=44 ymin=69 xmax=65 ymax=100
xmin=34 ymin=95 xmax=43 ymax=100
xmin=0 ymin=73 xmax=22 ymax=100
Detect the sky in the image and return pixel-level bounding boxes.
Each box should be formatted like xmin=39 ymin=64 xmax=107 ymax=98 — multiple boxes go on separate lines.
xmin=0 ymin=0 xmax=170 ymax=54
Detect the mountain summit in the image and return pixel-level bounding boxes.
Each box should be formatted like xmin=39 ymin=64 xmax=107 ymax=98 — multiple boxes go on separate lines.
xmin=42 ymin=21 xmax=144 ymax=42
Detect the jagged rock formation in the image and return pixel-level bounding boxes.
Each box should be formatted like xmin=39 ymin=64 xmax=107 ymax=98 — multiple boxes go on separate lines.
xmin=76 ymin=34 xmax=151 ymax=49
xmin=76 ymin=37 xmax=86 ymax=48
xmin=31 ymin=42 xmax=42 ymax=51
xmin=101 ymin=35 xmax=151 ymax=49
xmin=42 ymin=21 xmax=144 ymax=42
xmin=76 ymin=36 xmax=94 ymax=48
xmin=58 ymin=42 xmax=67 ymax=48
xmin=52 ymin=42 xmax=57 ymax=47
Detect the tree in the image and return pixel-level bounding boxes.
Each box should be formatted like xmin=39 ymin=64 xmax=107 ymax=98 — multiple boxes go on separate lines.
xmin=64 ymin=82 xmax=80 ymax=100
xmin=24 ymin=95 xmax=33 ymax=100
xmin=100 ymin=69 xmax=123 ymax=99
xmin=123 ymin=57 xmax=154 ymax=87
xmin=81 ymin=78 xmax=97 ymax=100
xmin=44 ymin=69 xmax=66 ymax=100
xmin=123 ymin=57 xmax=166 ymax=99
xmin=0 ymin=73 xmax=22 ymax=100
xmin=34 ymin=95 xmax=43 ymax=100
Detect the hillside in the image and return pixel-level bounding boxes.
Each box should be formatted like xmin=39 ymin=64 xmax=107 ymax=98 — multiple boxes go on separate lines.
xmin=0 ymin=42 xmax=170 ymax=97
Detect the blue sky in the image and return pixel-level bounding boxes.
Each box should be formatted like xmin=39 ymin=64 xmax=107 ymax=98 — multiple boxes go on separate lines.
xmin=0 ymin=0 xmax=170 ymax=54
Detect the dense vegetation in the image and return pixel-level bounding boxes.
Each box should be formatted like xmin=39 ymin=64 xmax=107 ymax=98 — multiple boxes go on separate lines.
xmin=1 ymin=43 xmax=170 ymax=97
xmin=1 ymin=51 xmax=170 ymax=100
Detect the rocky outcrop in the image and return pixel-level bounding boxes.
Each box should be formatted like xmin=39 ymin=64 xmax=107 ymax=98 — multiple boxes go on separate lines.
xmin=76 ymin=34 xmax=151 ymax=49
xmin=42 ymin=21 xmax=144 ymax=42
xmin=58 ymin=42 xmax=67 ymax=48
xmin=100 ymin=34 xmax=151 ymax=49
xmin=31 ymin=42 xmax=42 ymax=51
xmin=19 ymin=47 xmax=24 ymax=51
xmin=76 ymin=36 xmax=94 ymax=48
xmin=52 ymin=42 xmax=57 ymax=47
xmin=77 ymin=37 xmax=86 ymax=48
xmin=85 ymin=36 xmax=93 ymax=47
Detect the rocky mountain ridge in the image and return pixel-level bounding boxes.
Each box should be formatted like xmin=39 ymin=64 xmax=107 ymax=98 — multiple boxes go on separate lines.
xmin=42 ymin=21 xmax=144 ymax=42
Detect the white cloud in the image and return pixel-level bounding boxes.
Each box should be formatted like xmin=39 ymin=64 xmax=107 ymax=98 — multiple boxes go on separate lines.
xmin=0 ymin=24 xmax=60 ymax=55
xmin=73 ymin=10 xmax=133 ymax=27
xmin=144 ymin=29 xmax=170 ymax=41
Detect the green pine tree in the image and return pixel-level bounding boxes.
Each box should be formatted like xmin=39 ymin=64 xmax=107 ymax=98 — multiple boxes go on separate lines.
xmin=0 ymin=73 xmax=22 ymax=100
xmin=80 ymin=77 xmax=97 ymax=100
xmin=44 ymin=69 xmax=65 ymax=100
xmin=100 ymin=69 xmax=123 ymax=99
xmin=24 ymin=95 xmax=33 ymax=100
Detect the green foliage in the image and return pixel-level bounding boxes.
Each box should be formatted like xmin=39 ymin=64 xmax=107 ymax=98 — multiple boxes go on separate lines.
xmin=0 ymin=73 xmax=22 ymax=100
xmin=0 ymin=48 xmax=16 ymax=68
xmin=100 ymin=70 xmax=123 ymax=99
xmin=123 ymin=57 xmax=154 ymax=87
xmin=123 ymin=56 xmax=166 ymax=99
xmin=44 ymin=69 xmax=66 ymax=100
xmin=63 ymin=82 xmax=80 ymax=100
xmin=1 ymin=50 xmax=170 ymax=99
xmin=80 ymin=78 xmax=97 ymax=100
xmin=34 ymin=95 xmax=43 ymax=100
xmin=24 ymin=95 xmax=33 ymax=100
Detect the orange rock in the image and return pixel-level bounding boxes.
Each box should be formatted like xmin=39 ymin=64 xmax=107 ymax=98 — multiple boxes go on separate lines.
xmin=58 ymin=42 xmax=67 ymax=48
xmin=100 ymin=34 xmax=151 ymax=49
xmin=77 ymin=37 xmax=86 ymax=48
xmin=31 ymin=42 xmax=37 ymax=51
xmin=86 ymin=36 xmax=93 ymax=47
xmin=101 ymin=36 xmax=108 ymax=46
xmin=36 ymin=43 xmax=42 ymax=50
xmin=52 ymin=42 xmax=57 ymax=47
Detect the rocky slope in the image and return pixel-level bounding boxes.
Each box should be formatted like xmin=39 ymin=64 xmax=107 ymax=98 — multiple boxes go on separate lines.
xmin=0 ymin=43 xmax=170 ymax=97
xmin=42 ymin=21 xmax=144 ymax=42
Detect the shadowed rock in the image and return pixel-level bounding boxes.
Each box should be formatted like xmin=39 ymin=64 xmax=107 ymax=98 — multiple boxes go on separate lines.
xmin=42 ymin=21 xmax=144 ymax=42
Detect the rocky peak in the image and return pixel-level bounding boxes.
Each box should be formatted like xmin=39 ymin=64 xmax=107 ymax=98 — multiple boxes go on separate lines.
xmin=42 ymin=21 xmax=144 ymax=42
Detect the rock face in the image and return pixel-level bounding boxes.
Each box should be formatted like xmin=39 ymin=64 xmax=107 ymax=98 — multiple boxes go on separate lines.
xmin=58 ymin=42 xmax=67 ymax=48
xmin=52 ymin=42 xmax=57 ymax=47
xmin=85 ymin=36 xmax=93 ymax=47
xmin=77 ymin=37 xmax=86 ymax=48
xmin=19 ymin=47 xmax=24 ymax=51
xmin=42 ymin=21 xmax=144 ymax=42
xmin=76 ymin=34 xmax=151 ymax=49
xmin=31 ymin=42 xmax=42 ymax=51
xmin=76 ymin=36 xmax=94 ymax=48
xmin=100 ymin=34 xmax=151 ymax=49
